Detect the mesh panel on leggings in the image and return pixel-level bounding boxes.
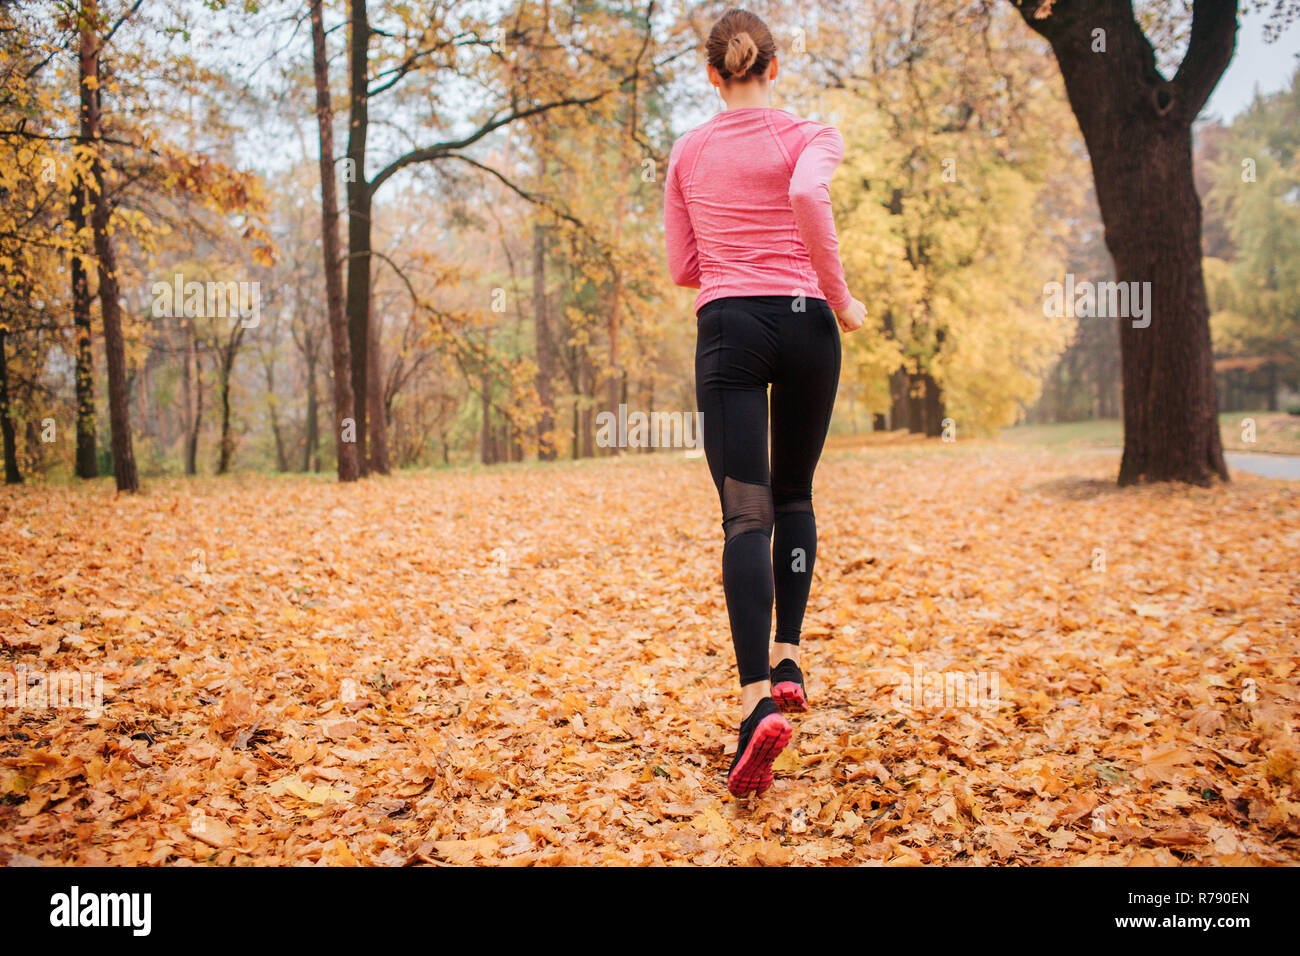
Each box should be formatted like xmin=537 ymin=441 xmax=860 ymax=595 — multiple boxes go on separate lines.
xmin=722 ymin=476 xmax=774 ymax=541
xmin=774 ymin=498 xmax=813 ymax=515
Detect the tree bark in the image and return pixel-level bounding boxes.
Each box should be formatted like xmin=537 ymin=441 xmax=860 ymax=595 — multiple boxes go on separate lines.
xmin=907 ymin=369 xmax=926 ymax=435
xmin=480 ymin=366 xmax=494 ymax=465
xmin=579 ymin=356 xmax=594 ymax=458
xmin=1011 ymin=0 xmax=1232 ymax=485
xmin=264 ymin=355 xmax=289 ymax=472
xmin=365 ymin=292 xmax=389 ymax=472
xmin=82 ymin=0 xmax=137 ymax=492
xmin=606 ymin=187 xmax=625 ymax=456
xmin=533 ymin=211 xmax=556 ymax=460
xmin=184 ymin=325 xmax=202 ymax=476
xmin=215 ymin=330 xmax=243 ymax=474
xmin=922 ymin=371 xmax=945 ymax=438
xmin=302 ymin=351 xmax=319 ymax=471
xmin=310 ymin=0 xmax=360 ymax=482
xmin=889 ymin=366 xmax=910 ymax=432
xmin=344 ymin=0 xmax=371 ymax=475
xmin=217 ymin=369 xmax=234 ymax=473
xmin=0 ymin=329 xmax=21 ymax=485
xmin=70 ymin=177 xmax=96 ymax=479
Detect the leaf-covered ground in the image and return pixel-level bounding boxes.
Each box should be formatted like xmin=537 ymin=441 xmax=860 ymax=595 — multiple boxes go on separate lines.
xmin=2 ymin=443 xmax=1298 ymax=865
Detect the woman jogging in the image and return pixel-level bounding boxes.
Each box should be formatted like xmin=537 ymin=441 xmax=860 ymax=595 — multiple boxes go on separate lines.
xmin=664 ymin=8 xmax=867 ymax=797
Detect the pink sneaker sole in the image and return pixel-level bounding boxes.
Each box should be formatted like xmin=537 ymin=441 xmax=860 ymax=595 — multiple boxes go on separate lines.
xmin=727 ymin=712 xmax=792 ymax=796
xmin=772 ymin=680 xmax=808 ymax=713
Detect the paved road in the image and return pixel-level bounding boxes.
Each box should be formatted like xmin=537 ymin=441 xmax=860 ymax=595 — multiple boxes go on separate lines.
xmin=1224 ymin=452 xmax=1300 ymax=480
xmin=1093 ymin=448 xmax=1300 ymax=480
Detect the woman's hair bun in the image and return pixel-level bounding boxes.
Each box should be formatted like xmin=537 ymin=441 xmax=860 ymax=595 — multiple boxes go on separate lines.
xmin=706 ymin=9 xmax=776 ymax=81
xmin=724 ymin=32 xmax=758 ymax=76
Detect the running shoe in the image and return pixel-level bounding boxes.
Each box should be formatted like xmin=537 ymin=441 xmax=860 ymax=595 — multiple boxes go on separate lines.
xmin=726 ymin=697 xmax=792 ymax=797
xmin=770 ymin=658 xmax=808 ymax=712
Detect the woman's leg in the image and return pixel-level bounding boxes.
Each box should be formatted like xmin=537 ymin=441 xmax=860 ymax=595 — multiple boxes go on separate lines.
xmin=769 ymin=298 xmax=842 ymax=669
xmin=695 ymin=298 xmax=779 ymax=715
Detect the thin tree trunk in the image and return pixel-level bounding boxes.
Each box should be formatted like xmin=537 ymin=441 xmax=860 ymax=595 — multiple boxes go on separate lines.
xmin=70 ymin=181 xmax=96 ymax=478
xmin=216 ymin=342 xmax=238 ymax=474
xmin=580 ymin=357 xmax=594 ymax=458
xmin=72 ymin=0 xmax=99 ymax=480
xmin=606 ymin=187 xmax=625 ymax=456
xmin=533 ymin=209 xmax=556 ymax=460
xmin=366 ymin=295 xmax=389 ymax=472
xmin=646 ymin=378 xmax=655 ymax=453
xmin=302 ymin=352 xmax=319 ymax=471
xmin=217 ymin=374 xmax=233 ymax=473
xmin=186 ymin=337 xmax=203 ymax=476
xmin=82 ymin=0 xmax=137 ymax=493
xmin=310 ymin=0 xmax=360 ymax=482
xmin=265 ymin=361 xmax=289 ymax=473
xmin=344 ymin=0 xmax=371 ymax=474
xmin=573 ymin=364 xmax=583 ymax=459
xmin=0 ymin=329 xmax=21 ymax=485
xmin=481 ymin=370 xmax=493 ymax=465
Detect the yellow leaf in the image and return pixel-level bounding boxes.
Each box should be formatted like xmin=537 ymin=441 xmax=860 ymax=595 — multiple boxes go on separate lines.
xmin=772 ymin=748 xmax=803 ymax=773
xmin=691 ymin=807 xmax=731 ymax=843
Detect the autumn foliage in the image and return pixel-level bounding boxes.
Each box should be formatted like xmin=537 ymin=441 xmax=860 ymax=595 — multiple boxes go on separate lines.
xmin=2 ymin=444 xmax=1297 ymax=865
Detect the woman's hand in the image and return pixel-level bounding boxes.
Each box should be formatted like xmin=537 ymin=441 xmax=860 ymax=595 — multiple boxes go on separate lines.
xmin=834 ymin=297 xmax=867 ymax=333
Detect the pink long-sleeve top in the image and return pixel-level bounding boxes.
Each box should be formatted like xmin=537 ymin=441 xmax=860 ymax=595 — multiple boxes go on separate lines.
xmin=664 ymin=106 xmax=853 ymax=314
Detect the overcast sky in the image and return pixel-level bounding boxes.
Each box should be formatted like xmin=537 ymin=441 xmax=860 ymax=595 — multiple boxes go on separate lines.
xmin=1204 ymin=14 xmax=1300 ymax=121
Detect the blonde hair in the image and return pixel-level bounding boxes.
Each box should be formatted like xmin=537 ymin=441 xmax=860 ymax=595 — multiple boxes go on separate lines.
xmin=706 ymin=8 xmax=776 ymax=81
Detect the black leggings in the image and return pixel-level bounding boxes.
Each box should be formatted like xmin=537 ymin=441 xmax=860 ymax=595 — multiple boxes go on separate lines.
xmin=694 ymin=295 xmax=841 ymax=687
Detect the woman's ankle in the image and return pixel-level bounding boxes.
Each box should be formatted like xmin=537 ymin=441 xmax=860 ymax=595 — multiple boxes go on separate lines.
xmin=739 ymin=679 xmax=771 ymax=719
xmin=769 ymin=641 xmax=800 ymax=668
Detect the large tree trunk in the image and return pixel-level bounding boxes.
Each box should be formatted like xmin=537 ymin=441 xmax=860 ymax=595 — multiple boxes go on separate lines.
xmin=310 ymin=0 xmax=359 ymax=482
xmin=0 ymin=329 xmax=21 ymax=485
xmin=1012 ymin=0 xmax=1232 ymax=486
xmin=82 ymin=0 xmax=137 ymax=493
xmin=70 ymin=182 xmax=96 ymax=478
xmin=1106 ymin=121 xmax=1225 ymax=485
xmin=344 ymin=0 xmax=371 ymax=475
